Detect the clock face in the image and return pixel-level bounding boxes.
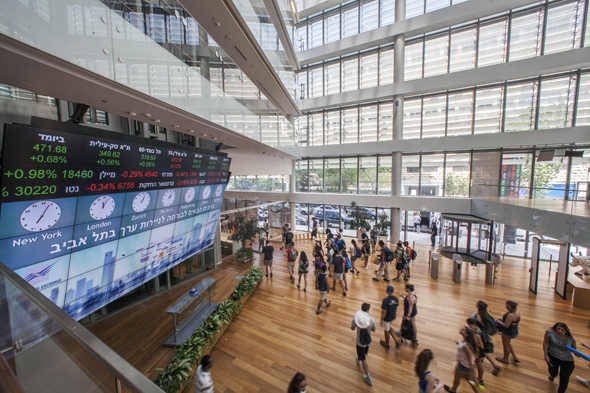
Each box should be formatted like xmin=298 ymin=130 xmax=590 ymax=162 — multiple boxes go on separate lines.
xmin=21 ymin=201 xmax=61 ymax=232
xmin=162 ymin=189 xmax=176 ymax=207
xmin=215 ymin=184 xmax=223 ymax=197
xmin=184 ymin=188 xmax=195 ymax=203
xmin=201 ymin=186 xmax=211 ymax=200
xmin=90 ymin=196 xmax=116 ymax=220
xmin=132 ymin=192 xmax=151 ymax=212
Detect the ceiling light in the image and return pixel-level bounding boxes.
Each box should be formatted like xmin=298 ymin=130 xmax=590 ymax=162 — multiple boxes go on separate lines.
xmin=145 ymin=113 xmax=151 ymax=117
xmin=201 ymin=133 xmax=207 ymax=137
xmin=155 ymin=119 xmax=161 ymax=123
xmin=129 ymin=112 xmax=137 ymax=117
xmin=173 ymin=125 xmax=179 ymax=128
xmin=189 ymin=130 xmax=195 ymax=133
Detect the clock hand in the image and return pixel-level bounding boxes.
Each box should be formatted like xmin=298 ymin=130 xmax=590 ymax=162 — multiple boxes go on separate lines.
xmin=36 ymin=205 xmax=51 ymax=224
xmin=141 ymin=195 xmax=146 ymax=203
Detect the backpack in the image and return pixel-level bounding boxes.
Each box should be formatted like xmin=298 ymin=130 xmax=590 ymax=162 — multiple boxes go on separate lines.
xmin=483 ymin=314 xmax=498 ymax=336
xmin=412 ymin=249 xmax=417 ymax=260
xmin=288 ymin=248 xmax=298 ymax=260
xmin=345 ymin=257 xmax=352 ymax=270
xmin=479 ymin=330 xmax=494 ymax=353
xmin=384 ymin=247 xmax=394 ymax=262
xmin=285 ymin=232 xmax=293 ymax=244
xmin=401 ymin=319 xmax=415 ymax=340
xmin=401 ymin=252 xmax=410 ymax=265
xmin=359 ymin=328 xmax=372 ymax=346
xmin=355 ymin=247 xmax=362 ymax=258
xmin=337 ymin=239 xmax=346 ymax=251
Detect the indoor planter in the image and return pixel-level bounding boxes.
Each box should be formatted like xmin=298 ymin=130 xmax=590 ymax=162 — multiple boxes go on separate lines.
xmin=349 ymin=201 xmax=371 ymax=239
xmin=230 ymin=212 xmax=259 ymax=263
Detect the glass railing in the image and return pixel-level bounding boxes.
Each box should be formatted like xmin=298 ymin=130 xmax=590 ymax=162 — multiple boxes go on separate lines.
xmin=0 ymin=0 xmax=298 ymax=148
xmin=0 ymin=261 xmax=163 ymax=393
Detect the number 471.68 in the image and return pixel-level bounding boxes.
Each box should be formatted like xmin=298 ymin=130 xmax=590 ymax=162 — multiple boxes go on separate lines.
xmin=33 ymin=144 xmax=67 ymax=153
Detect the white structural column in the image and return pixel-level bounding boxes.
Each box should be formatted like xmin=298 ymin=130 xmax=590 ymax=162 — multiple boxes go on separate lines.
xmin=290 ymin=160 xmax=297 ymax=231
xmin=390 ymin=0 xmax=405 ymax=243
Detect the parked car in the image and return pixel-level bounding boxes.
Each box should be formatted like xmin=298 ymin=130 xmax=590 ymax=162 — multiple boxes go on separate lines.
xmin=314 ymin=210 xmax=353 ymax=229
xmin=312 ymin=205 xmax=339 ymax=216
xmin=295 ymin=204 xmax=309 ymax=216
xmin=296 ymin=215 xmax=308 ymax=227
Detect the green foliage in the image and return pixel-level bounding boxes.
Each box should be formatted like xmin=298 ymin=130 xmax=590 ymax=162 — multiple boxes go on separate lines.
xmin=155 ymin=267 xmax=263 ymax=392
xmin=236 ymin=247 xmax=254 ymax=262
xmin=444 ymin=172 xmax=470 ymax=197
xmin=231 ymin=212 xmax=259 ymax=257
xmin=376 ymin=212 xmax=391 ymax=236
xmin=521 ymin=163 xmax=562 ymax=199
xmin=348 ymin=201 xmax=370 ymax=231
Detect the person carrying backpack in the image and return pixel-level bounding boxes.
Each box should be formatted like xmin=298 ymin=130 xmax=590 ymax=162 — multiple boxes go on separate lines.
xmin=286 ymin=242 xmax=298 ymax=283
xmin=372 ymin=240 xmax=392 ymax=283
xmin=284 ymin=230 xmax=294 ymax=249
xmin=404 ymin=241 xmax=415 ymax=279
xmin=349 ymin=239 xmax=361 ymax=276
xmin=393 ymin=242 xmax=406 ymax=281
xmin=472 ymin=300 xmax=501 ymax=375
xmin=336 ymin=235 xmax=346 ymax=252
xmin=351 ymin=303 xmax=377 ymax=386
xmin=467 ymin=318 xmax=500 ymax=386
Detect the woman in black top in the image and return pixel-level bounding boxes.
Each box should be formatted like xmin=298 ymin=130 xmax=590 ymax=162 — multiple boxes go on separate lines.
xmin=495 ymin=300 xmax=521 ymax=364
xmin=430 ymin=223 xmax=438 ymax=247
xmin=297 ymin=251 xmax=309 ymax=292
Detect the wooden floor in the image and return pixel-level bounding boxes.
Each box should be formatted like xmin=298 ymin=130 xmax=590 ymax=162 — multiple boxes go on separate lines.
xmin=90 ymin=240 xmax=590 ymax=393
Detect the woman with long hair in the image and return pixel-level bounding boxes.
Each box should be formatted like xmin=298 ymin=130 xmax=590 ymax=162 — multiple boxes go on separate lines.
xmin=341 ymin=250 xmax=350 ymax=290
xmin=467 ymin=318 xmax=499 ymax=387
xmin=472 ymin=301 xmax=501 ymax=376
xmin=297 ymin=251 xmax=309 ymax=292
xmin=287 ymin=372 xmax=307 ymax=393
xmin=544 ymin=322 xmax=577 ymax=393
xmin=495 ymin=300 xmax=521 ymax=364
xmin=415 ymin=349 xmax=444 ymax=392
xmin=445 ymin=327 xmax=480 ymax=393
xmin=349 ymin=239 xmax=361 ymax=276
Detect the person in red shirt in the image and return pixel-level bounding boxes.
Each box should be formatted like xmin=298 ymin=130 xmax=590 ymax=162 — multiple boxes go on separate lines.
xmin=404 ymin=241 xmax=413 ymax=279
xmin=286 ymin=242 xmax=298 ymax=283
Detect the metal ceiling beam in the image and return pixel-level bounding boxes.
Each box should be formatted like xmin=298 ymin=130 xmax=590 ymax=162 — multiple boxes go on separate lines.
xmin=298 ymin=0 xmax=542 ymax=66
xmin=263 ymin=0 xmax=301 ymax=70
xmin=180 ymin=0 xmax=301 ymax=116
xmin=300 ymin=47 xmax=590 ymax=111
xmin=298 ymin=0 xmax=347 ymax=19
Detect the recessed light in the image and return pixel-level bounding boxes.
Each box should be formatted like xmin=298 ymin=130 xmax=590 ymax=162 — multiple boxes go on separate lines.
xmin=189 ymin=130 xmax=195 ymax=133
xmin=173 ymin=125 xmax=179 ymax=128
xmin=129 ymin=112 xmax=137 ymax=117
xmin=155 ymin=119 xmax=161 ymax=123
xmin=201 ymin=133 xmax=207 ymax=137
xmin=213 ymin=137 xmax=218 ymax=140
xmin=145 ymin=113 xmax=151 ymax=117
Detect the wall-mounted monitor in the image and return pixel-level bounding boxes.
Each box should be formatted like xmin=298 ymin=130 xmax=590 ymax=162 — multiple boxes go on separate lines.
xmin=0 ymin=123 xmax=231 ymax=320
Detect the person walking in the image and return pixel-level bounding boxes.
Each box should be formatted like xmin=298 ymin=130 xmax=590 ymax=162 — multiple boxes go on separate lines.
xmin=472 ymin=301 xmax=501 ymax=376
xmin=315 ymin=265 xmax=331 ymax=314
xmin=393 ymin=242 xmax=406 ymax=282
xmin=349 ymin=239 xmax=361 ymax=276
xmin=280 ymin=224 xmax=289 ymax=250
xmin=445 ymin=327 xmax=480 ymax=393
xmin=258 ymin=228 xmax=266 ymax=251
xmin=331 ymin=250 xmax=347 ymax=296
xmin=286 ymin=242 xmax=298 ymax=283
xmin=351 ymin=303 xmax=377 ymax=386
xmin=361 ymin=227 xmax=369 ymax=247
xmin=297 ymin=251 xmax=309 ymax=292
xmin=362 ymin=239 xmax=371 ymax=270
xmin=431 ymin=223 xmax=438 ymax=247
xmin=311 ymin=217 xmax=318 ymax=239
xmin=287 ymin=372 xmax=307 ymax=393
xmin=544 ymin=322 xmax=578 ymax=393
xmin=370 ymin=225 xmax=379 ymax=253
xmin=414 ymin=214 xmax=421 ymax=233
xmin=495 ymin=300 xmax=521 ymax=365
xmin=194 ymin=355 xmax=214 ymax=393
xmin=380 ymin=285 xmax=401 ymax=350
xmin=262 ymin=240 xmax=274 ymax=278
xmin=403 ymin=241 xmax=413 ymax=279
xmin=467 ymin=318 xmax=499 ymax=386
xmin=416 ymin=349 xmax=445 ymax=392
xmin=400 ymin=284 xmax=418 ymax=346
xmin=312 ymin=238 xmax=324 ymax=273
xmin=342 ymin=250 xmax=351 ymax=290
xmin=372 ymin=240 xmax=392 ymax=283
xmin=263 ymin=218 xmax=269 ymax=237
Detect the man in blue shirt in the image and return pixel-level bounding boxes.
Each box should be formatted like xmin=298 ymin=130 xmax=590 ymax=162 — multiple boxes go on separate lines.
xmin=372 ymin=240 xmax=391 ymax=283
xmin=315 ymin=265 xmax=331 ymax=314
xmin=380 ymin=285 xmax=400 ymax=350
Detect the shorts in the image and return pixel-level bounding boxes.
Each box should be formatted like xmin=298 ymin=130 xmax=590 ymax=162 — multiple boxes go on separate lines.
xmin=344 ymin=267 xmax=349 ymax=273
xmin=351 ymin=256 xmax=357 ymax=262
xmin=457 ymin=363 xmax=472 ymax=374
xmin=356 ymin=345 xmax=369 ymax=361
xmin=319 ymin=291 xmax=328 ymax=300
xmin=263 ymin=259 xmax=273 ymax=266
xmin=287 ymin=262 xmax=295 ymax=274
xmin=312 ymin=230 xmax=317 ymax=237
xmin=299 ymin=268 xmax=308 ymax=274
xmin=381 ymin=320 xmax=393 ymax=331
xmin=333 ymin=272 xmax=343 ymax=280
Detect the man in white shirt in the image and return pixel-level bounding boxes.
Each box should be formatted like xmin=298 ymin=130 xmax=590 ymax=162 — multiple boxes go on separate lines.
xmin=414 ymin=215 xmax=421 ymax=233
xmin=194 ymin=355 xmax=214 ymax=393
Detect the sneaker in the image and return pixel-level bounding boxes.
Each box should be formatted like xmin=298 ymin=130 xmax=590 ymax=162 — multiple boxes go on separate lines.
xmin=356 ymin=355 xmax=360 ymax=366
xmin=372 ymin=278 xmax=379 ymax=282
xmin=297 ymin=285 xmax=300 ymax=289
xmin=403 ymin=277 xmax=409 ymax=281
xmin=383 ymin=278 xmax=390 ymax=282
xmin=345 ymin=286 xmax=349 ymax=290
xmin=364 ymin=266 xmax=369 ymax=270
xmin=343 ymin=292 xmax=347 ymax=296
xmin=270 ymin=273 xmax=273 ymax=278
xmin=356 ymin=271 xmax=360 ymax=276
xmin=577 ymin=376 xmax=590 ymax=388
xmin=265 ymin=274 xmax=268 ymax=277
xmin=395 ymin=341 xmax=401 ymax=350
xmin=363 ymin=375 xmax=373 ymax=386
xmin=393 ymin=278 xmax=400 ymax=281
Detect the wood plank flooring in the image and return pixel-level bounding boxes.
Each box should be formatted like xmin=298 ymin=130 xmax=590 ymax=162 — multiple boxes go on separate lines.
xmin=90 ymin=240 xmax=590 ymax=393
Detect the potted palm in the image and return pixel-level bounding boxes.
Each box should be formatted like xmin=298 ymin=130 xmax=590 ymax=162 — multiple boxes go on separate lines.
xmin=231 ymin=212 xmax=258 ymax=263
xmin=348 ymin=201 xmax=371 ymax=239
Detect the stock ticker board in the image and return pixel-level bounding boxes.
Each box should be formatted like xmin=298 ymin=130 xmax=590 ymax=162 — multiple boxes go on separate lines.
xmin=0 ymin=123 xmax=231 ymax=320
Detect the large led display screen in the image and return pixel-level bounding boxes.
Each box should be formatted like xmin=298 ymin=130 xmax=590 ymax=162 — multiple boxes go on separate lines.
xmin=0 ymin=123 xmax=230 ymax=320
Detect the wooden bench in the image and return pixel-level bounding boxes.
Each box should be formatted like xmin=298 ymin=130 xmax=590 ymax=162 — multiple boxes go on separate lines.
xmin=566 ymin=270 xmax=590 ymax=310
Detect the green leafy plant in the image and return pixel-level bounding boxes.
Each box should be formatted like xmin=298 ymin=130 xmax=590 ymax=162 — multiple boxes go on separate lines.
xmin=231 ymin=212 xmax=259 ymax=261
xmin=236 ymin=247 xmax=254 ymax=262
xmin=155 ymin=267 xmax=263 ymax=393
xmin=348 ymin=201 xmax=370 ymax=231
xmin=376 ymin=212 xmax=391 ymax=236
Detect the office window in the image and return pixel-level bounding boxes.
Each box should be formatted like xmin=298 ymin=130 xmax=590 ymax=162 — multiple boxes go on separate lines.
xmin=342 ymin=108 xmax=359 ymax=144
xmin=295 ymin=71 xmax=306 ymax=99
xmin=223 ymin=69 xmax=242 ymax=97
xmin=309 ymin=113 xmax=324 ymax=146
xmin=360 ymin=105 xmax=378 ymax=142
xmin=361 ymin=53 xmax=379 ymax=88
xmin=422 ymin=95 xmax=447 ymax=138
xmin=185 ymin=18 xmax=199 ymax=45
xmin=426 ymin=0 xmax=450 ymax=13
xmin=424 ymin=35 xmax=449 ymax=77
xmin=576 ymin=73 xmax=590 ymax=126
xmin=295 ymin=24 xmax=307 ymax=51
xmin=379 ymin=48 xmax=394 ymax=85
xmin=478 ymin=19 xmax=508 ymax=67
xmin=309 ymin=66 xmax=323 ymax=98
xmin=379 ymin=102 xmax=394 ymax=140
xmin=406 ymin=0 xmax=424 ymax=18
xmin=474 ymin=87 xmax=503 ymax=134
xmin=421 ymin=154 xmax=444 ymax=196
xmin=402 ymin=155 xmax=421 ymax=196
xmin=445 ymin=153 xmax=471 ymax=197
xmin=509 ymin=10 xmax=544 ymax=61
xmin=405 ymin=42 xmax=423 ymax=81
xmin=403 ymin=98 xmax=422 ymax=139
xmin=310 ymin=17 xmax=323 ymax=48
xmin=450 ymin=28 xmax=476 ymax=72
xmin=325 ymin=110 xmax=341 ymax=145
xmin=504 ymin=82 xmax=538 ymax=132
xmin=381 ymin=0 xmax=396 ymax=26
xmin=325 ymin=11 xmax=341 ymax=43
xmin=147 ymin=14 xmax=166 ymax=43
xmin=296 ymin=160 xmax=309 ymax=192
xmin=243 ymin=115 xmax=260 ymax=141
xmin=533 ymin=154 xmax=566 ymax=199
xmin=501 ymin=152 xmax=531 ymax=198
xmin=296 ymin=115 xmax=308 ymax=145
xmin=359 ymin=156 xmax=377 ymax=194
xmin=309 ymin=159 xmax=324 ymax=192
xmin=325 ymin=158 xmax=341 ymax=192
xmin=342 ymin=5 xmax=359 ymax=38
xmin=261 ymin=23 xmax=278 ymax=50
xmin=361 ymin=0 xmax=379 ymax=32
xmin=378 ymin=156 xmax=392 ymax=195
xmin=209 ymin=67 xmax=223 ymax=97
xmin=342 ymin=57 xmax=359 ymax=92
xmin=447 ymin=91 xmax=474 ymax=136
xmin=226 ymin=114 xmax=243 ymax=134
xmin=544 ymin=1 xmax=584 ymax=55
xmin=537 ymin=76 xmax=576 ymax=129
xmin=167 ymin=16 xmax=184 ymax=44
xmin=341 ymin=157 xmax=359 ymax=193
xmin=260 ymin=115 xmax=278 ymax=146
xmin=325 ymin=62 xmax=341 ymax=95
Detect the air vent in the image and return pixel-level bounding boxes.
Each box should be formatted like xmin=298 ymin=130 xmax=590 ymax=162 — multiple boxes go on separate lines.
xmin=234 ymin=46 xmax=248 ymax=61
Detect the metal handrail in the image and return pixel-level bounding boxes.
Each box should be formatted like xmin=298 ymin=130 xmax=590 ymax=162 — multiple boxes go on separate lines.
xmin=0 ymin=261 xmax=164 ymax=393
